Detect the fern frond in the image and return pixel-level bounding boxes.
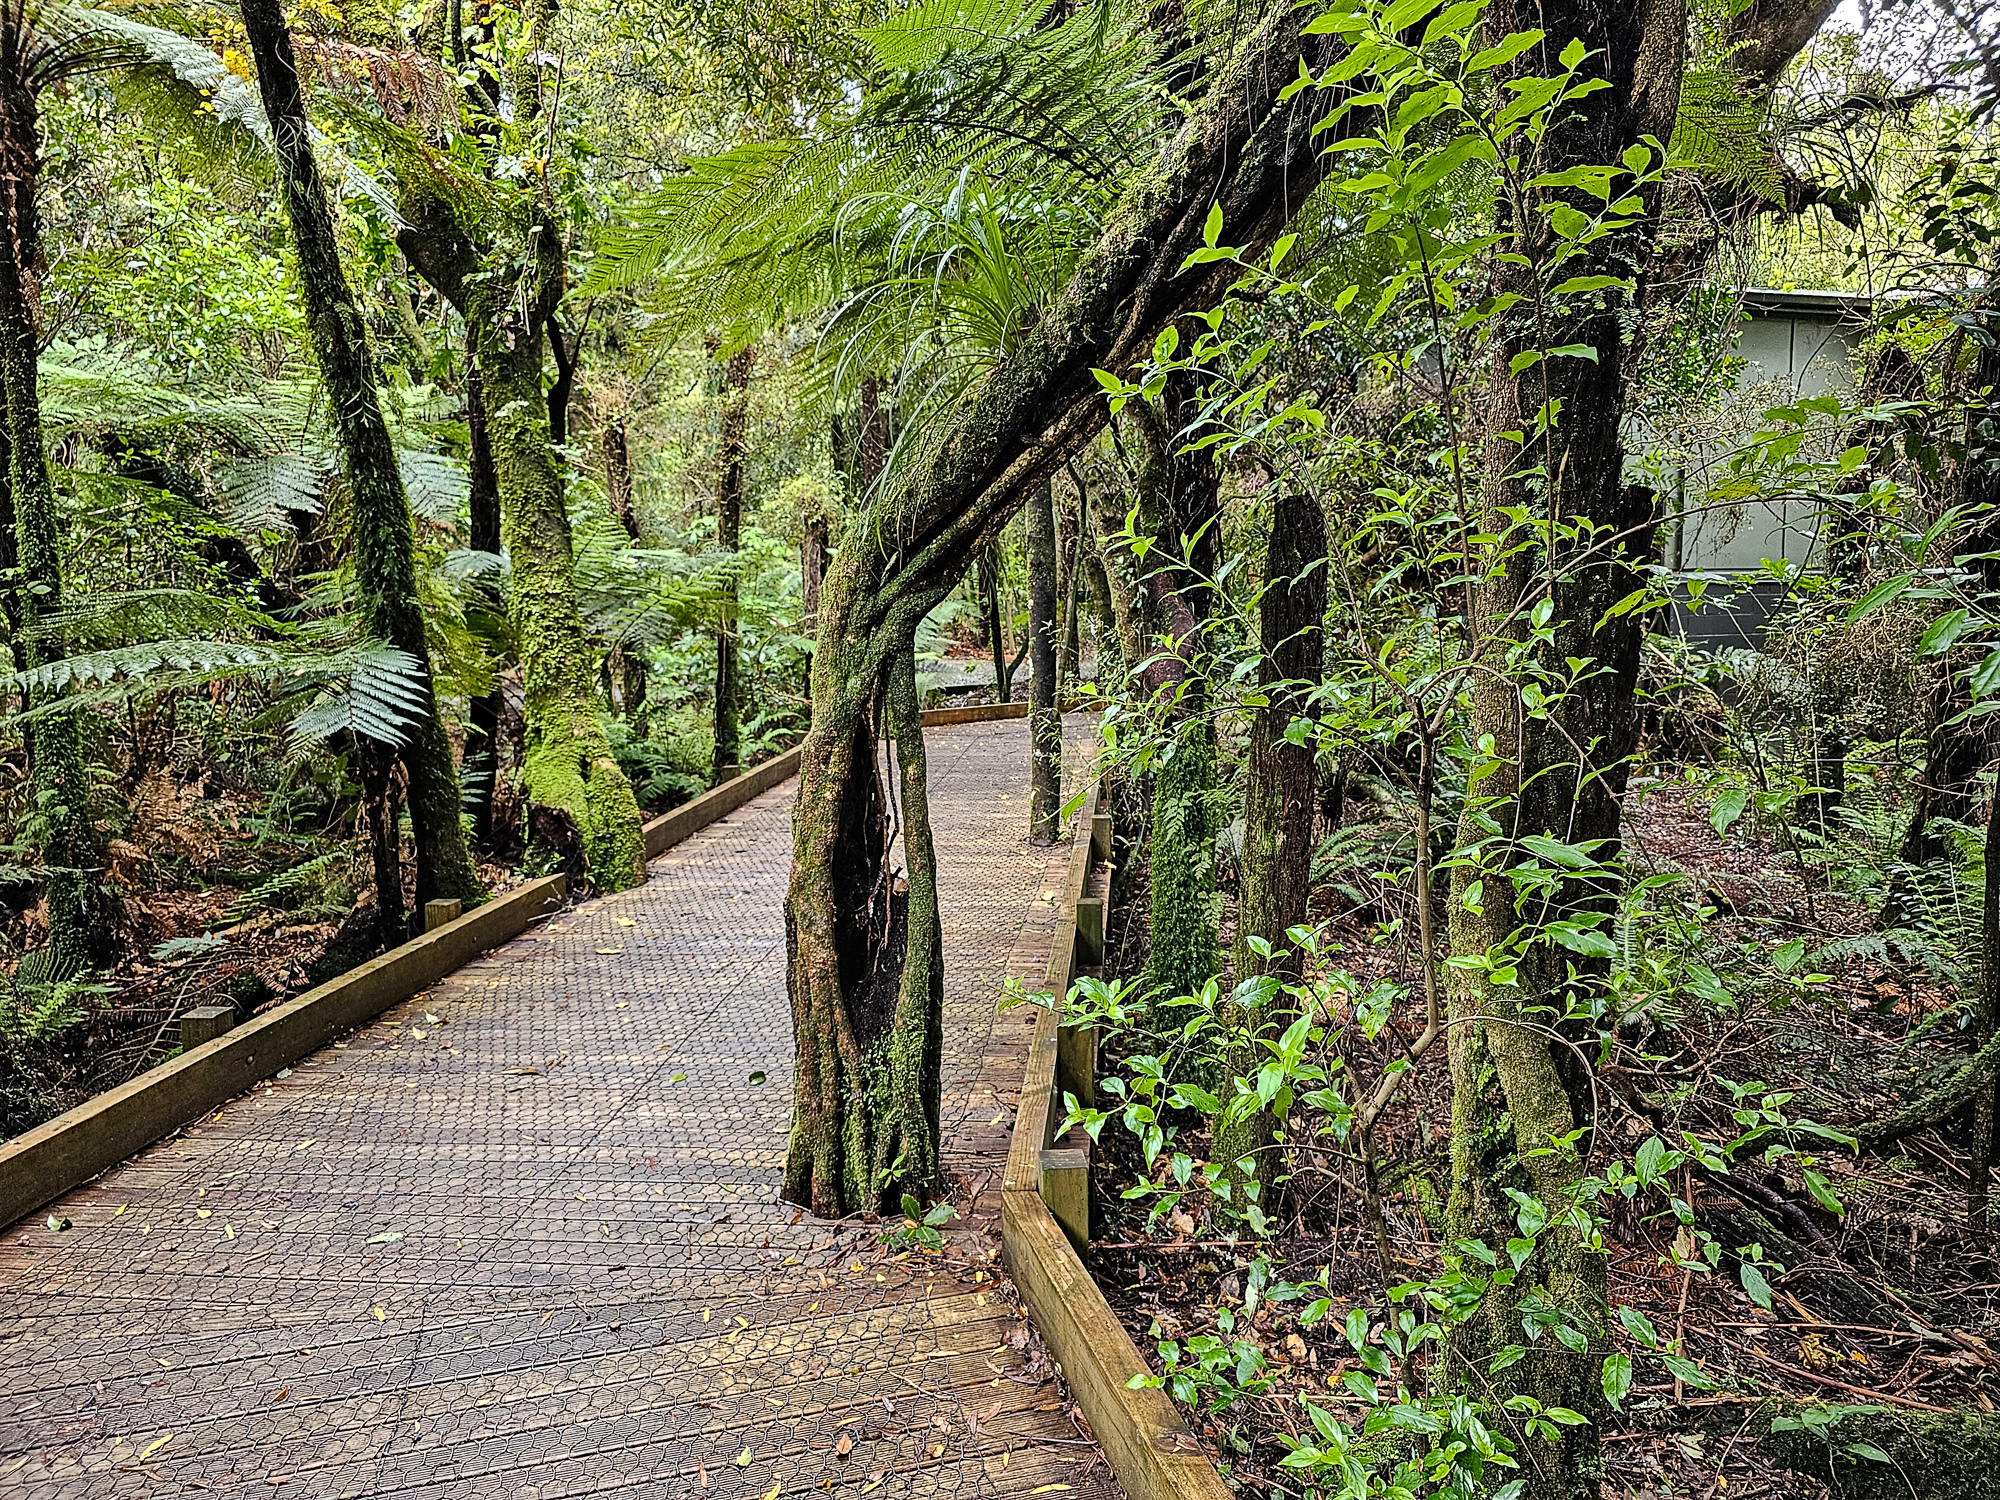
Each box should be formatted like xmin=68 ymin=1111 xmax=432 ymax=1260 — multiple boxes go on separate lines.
xmin=283 ymin=641 xmax=430 ymax=753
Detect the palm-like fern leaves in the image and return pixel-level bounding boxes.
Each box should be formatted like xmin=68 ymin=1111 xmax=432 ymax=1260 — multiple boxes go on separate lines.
xmin=586 ymin=0 xmax=1166 ymax=344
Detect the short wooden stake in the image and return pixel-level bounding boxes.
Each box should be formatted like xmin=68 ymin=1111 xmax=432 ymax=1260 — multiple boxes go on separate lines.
xmin=179 ymin=1005 xmax=235 ymax=1050
xmin=1090 ymin=811 xmax=1112 ymax=865
xmin=424 ymin=899 xmax=463 ymax=933
xmin=1076 ymin=895 xmax=1105 ymax=966
xmin=1039 ymin=1146 xmax=1090 ymax=1252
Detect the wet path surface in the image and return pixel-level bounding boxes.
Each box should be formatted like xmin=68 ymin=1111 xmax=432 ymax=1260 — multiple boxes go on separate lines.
xmin=1 ymin=717 xmax=1113 ymax=1500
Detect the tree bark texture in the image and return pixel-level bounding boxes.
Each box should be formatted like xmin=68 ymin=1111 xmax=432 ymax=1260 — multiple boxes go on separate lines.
xmin=465 ymin=354 xmax=505 ymax=848
xmin=713 ymin=347 xmax=754 ymax=783
xmin=784 ymin=2 xmax=1335 ymax=1215
xmin=1026 ymin=481 xmax=1061 ymax=842
xmin=1215 ymin=487 xmax=1327 ymax=1185
xmin=784 ymin=643 xmax=942 ymax=1216
xmin=0 ymin=33 xmax=102 ymax=976
xmin=1443 ymin=3 xmax=1686 ymax=1494
xmin=240 ymin=0 xmax=482 ymax=927
xmin=394 ymin=12 xmax=645 ymax=891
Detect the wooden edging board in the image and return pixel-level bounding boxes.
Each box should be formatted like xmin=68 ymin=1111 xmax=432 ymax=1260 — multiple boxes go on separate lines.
xmin=0 ymin=697 xmax=1038 ymax=1231
xmin=1000 ymin=781 xmax=1234 ymax=1500
xmin=0 ymin=873 xmax=567 ymax=1230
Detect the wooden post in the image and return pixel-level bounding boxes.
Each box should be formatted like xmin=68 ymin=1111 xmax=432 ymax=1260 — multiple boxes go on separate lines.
xmin=179 ymin=1005 xmax=235 ymax=1050
xmin=1039 ymin=1146 xmax=1089 ymax=1251
xmin=1056 ymin=1021 xmax=1096 ymax=1110
xmin=424 ymin=898 xmax=463 ymax=932
xmin=1091 ymin=811 xmax=1112 ymax=865
xmin=1076 ymin=895 xmax=1105 ymax=966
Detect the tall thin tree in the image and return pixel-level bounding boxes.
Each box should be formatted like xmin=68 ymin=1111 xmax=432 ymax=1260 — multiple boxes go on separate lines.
xmin=238 ymin=0 xmax=481 ymax=927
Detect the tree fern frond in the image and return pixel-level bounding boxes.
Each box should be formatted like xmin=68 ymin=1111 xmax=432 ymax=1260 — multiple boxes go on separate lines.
xmin=283 ymin=641 xmax=430 ymax=753
xmin=218 ymin=448 xmax=331 ymax=533
xmin=396 ymin=450 xmax=468 ymax=526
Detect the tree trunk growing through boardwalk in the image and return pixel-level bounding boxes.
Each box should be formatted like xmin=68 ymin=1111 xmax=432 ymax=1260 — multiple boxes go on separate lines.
xmin=239 ymin=0 xmax=481 ymax=927
xmin=781 ymin=1 xmax=1334 ymax=1216
xmin=713 ymin=347 xmax=754 ymax=783
xmin=465 ymin=355 xmax=505 ymax=848
xmin=1026 ymin=481 xmax=1061 ymax=842
xmin=0 ymin=25 xmax=103 ymax=976
xmin=1215 ymin=486 xmax=1327 ymax=1186
xmin=396 ymin=15 xmax=645 ymax=890
xmin=1443 ymin=4 xmax=1684 ymax=1492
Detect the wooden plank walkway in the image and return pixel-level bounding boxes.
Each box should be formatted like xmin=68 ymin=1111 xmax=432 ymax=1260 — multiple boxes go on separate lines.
xmin=0 ymin=717 xmax=1116 ymax=1500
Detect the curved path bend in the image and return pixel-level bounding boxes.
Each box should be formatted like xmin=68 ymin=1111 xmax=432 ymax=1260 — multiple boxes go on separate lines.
xmin=0 ymin=716 xmax=1113 ymax=1500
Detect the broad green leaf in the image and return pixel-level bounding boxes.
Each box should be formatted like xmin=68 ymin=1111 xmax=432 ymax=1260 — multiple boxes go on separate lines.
xmin=1709 ymin=787 xmax=1747 ymax=835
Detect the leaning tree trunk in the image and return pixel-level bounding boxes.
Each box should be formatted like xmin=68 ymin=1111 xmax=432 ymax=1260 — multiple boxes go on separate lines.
xmin=780 ymin=0 xmax=1337 ymax=1216
xmin=978 ymin=543 xmax=1010 ymax=702
xmin=1216 ymin=486 xmax=1327 ymax=1188
xmin=1026 ymin=481 xmax=1061 ymax=842
xmin=240 ymin=0 xmax=482 ymax=926
xmin=1443 ymin=4 xmax=1685 ymax=1494
xmin=713 ymin=346 xmax=754 ymax=784
xmin=0 ymin=56 xmax=102 ymax=976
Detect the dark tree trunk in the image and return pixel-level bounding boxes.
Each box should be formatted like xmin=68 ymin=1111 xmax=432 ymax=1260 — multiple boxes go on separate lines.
xmin=465 ymin=354 xmax=504 ymax=849
xmin=599 ymin=411 xmax=649 ymax=730
xmin=360 ymin=740 xmax=403 ymax=945
xmin=604 ymin=413 xmax=638 ymax=539
xmin=1215 ymin=487 xmax=1327 ymax=1185
xmin=782 ymin=0 xmax=1337 ymax=1215
xmin=979 ymin=544 xmax=1009 ymax=702
xmin=802 ymin=517 xmax=829 ymax=632
xmin=1127 ymin=388 xmax=1224 ymax=995
xmin=240 ymin=0 xmax=481 ymax=927
xmin=713 ymin=346 xmax=754 ymax=783
xmin=1443 ymin=4 xmax=1686 ymax=1493
xmin=1026 ymin=481 xmax=1061 ymax=842
xmin=1974 ymin=776 xmax=2000 ymax=1226
xmin=0 ymin=46 xmax=101 ymax=976
xmin=1900 ymin=333 xmax=2000 ymax=872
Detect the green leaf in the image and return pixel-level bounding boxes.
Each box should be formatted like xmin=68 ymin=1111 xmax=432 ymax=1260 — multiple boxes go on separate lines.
xmin=1918 ymin=608 xmax=1974 ymax=656
xmin=1740 ymin=1261 xmax=1774 ymax=1310
xmin=1468 ymin=28 xmax=1545 ymax=71
xmin=1550 ymin=274 xmax=1632 ymax=296
xmin=1968 ymin=648 xmax=2000 ymax=698
xmin=1661 ymin=1352 xmax=1719 ymax=1390
xmin=1709 ymin=787 xmax=1747 ymax=835
xmin=1617 ymin=1305 xmax=1661 ymax=1348
xmin=1846 ymin=573 xmax=1912 ymax=623
xmin=1802 ymin=1168 xmax=1845 ymax=1217
xmin=1203 ymin=200 xmax=1223 ymax=248
xmin=1559 ymin=37 xmax=1588 ymax=69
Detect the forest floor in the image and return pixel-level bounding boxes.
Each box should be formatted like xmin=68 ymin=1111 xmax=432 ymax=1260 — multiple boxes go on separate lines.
xmin=1089 ymin=773 xmax=2000 ymax=1499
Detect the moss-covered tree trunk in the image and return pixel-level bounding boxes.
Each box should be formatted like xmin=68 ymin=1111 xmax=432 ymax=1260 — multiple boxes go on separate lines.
xmin=0 ymin=52 xmax=102 ymax=977
xmin=780 ymin=0 xmax=1335 ymax=1215
xmin=1126 ymin=389 xmax=1224 ymax=995
xmin=1216 ymin=486 xmax=1327 ymax=1185
xmin=240 ymin=0 xmax=482 ymax=927
xmin=713 ymin=347 xmax=754 ymax=783
xmin=1026 ymin=481 xmax=1061 ymax=842
xmin=396 ymin=0 xmax=645 ymax=890
xmin=785 ymin=634 xmax=942 ymax=1216
xmin=1444 ymin=4 xmax=1684 ymax=1493
xmin=480 ymin=327 xmax=645 ymax=889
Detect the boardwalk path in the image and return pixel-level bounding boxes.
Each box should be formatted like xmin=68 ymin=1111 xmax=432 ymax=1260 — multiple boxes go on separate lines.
xmin=0 ymin=717 xmax=1114 ymax=1500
